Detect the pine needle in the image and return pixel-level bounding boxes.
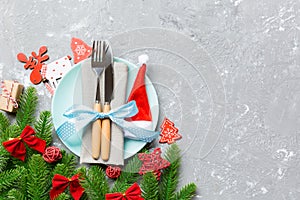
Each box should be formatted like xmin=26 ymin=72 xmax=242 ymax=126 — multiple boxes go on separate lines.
xmin=0 ymin=112 xmax=10 ymax=133
xmin=174 ymin=183 xmax=197 ymax=200
xmin=26 ymin=154 xmax=50 ymax=200
xmin=34 ymin=111 xmax=53 ymax=146
xmin=0 ymin=166 xmax=25 ymax=192
xmin=55 ymin=193 xmax=71 ymax=200
xmin=60 ymin=150 xmax=77 ymax=170
xmin=80 ymin=166 xmax=109 ymax=200
xmin=6 ymin=188 xmax=27 ymax=200
xmin=51 ymin=164 xmax=73 ymax=178
xmin=111 ymin=154 xmax=142 ymax=193
xmin=0 ymin=145 xmax=10 ymax=172
xmin=16 ymin=87 xmax=38 ymax=130
xmin=141 ymin=172 xmax=159 ymax=200
xmin=159 ymin=144 xmax=181 ymax=200
xmin=5 ymin=125 xmax=21 ymax=141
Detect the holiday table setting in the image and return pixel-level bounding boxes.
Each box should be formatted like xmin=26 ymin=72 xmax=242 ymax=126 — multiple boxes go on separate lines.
xmin=1 ymin=0 xmax=300 ymax=200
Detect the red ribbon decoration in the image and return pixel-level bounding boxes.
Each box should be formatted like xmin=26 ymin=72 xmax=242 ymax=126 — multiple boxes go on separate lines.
xmin=2 ymin=126 xmax=46 ymax=161
xmin=105 ymin=182 xmax=144 ymax=200
xmin=50 ymin=174 xmax=84 ymax=200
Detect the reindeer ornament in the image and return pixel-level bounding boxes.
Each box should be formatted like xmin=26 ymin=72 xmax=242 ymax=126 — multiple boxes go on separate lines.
xmin=17 ymin=46 xmax=72 ymax=95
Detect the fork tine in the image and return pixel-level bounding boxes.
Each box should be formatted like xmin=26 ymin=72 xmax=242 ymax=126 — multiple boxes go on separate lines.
xmin=100 ymin=41 xmax=104 ymax=62
xmin=96 ymin=41 xmax=100 ymax=62
xmin=92 ymin=41 xmax=95 ymax=62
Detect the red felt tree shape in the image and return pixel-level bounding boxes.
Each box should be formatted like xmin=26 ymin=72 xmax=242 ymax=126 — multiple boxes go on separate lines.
xmin=17 ymin=46 xmax=49 ymax=84
xmin=159 ymin=118 xmax=182 ymax=144
xmin=138 ymin=148 xmax=170 ymax=180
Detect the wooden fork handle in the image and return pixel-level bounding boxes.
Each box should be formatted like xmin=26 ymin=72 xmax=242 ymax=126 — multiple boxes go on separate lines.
xmin=92 ymin=103 xmax=101 ymax=159
xmin=101 ymin=103 xmax=111 ymax=161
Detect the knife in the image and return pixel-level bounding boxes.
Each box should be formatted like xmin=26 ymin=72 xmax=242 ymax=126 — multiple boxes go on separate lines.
xmin=91 ymin=83 xmax=102 ymax=159
xmin=101 ymin=47 xmax=114 ymax=161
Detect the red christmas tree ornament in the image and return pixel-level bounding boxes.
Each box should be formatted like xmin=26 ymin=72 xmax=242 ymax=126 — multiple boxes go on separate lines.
xmin=106 ymin=165 xmax=121 ymax=179
xmin=159 ymin=118 xmax=182 ymax=144
xmin=138 ymin=148 xmax=170 ymax=180
xmin=105 ymin=182 xmax=144 ymax=200
xmin=71 ymin=37 xmax=92 ymax=64
xmin=2 ymin=126 xmax=46 ymax=161
xmin=50 ymin=174 xmax=84 ymax=200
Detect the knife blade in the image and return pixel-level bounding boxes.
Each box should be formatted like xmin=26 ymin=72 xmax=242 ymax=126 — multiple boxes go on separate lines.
xmin=101 ymin=45 xmax=114 ymax=161
xmin=91 ymin=81 xmax=101 ymax=159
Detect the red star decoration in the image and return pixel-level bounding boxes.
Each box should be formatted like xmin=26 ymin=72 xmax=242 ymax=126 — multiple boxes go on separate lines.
xmin=138 ymin=148 xmax=170 ymax=180
xmin=159 ymin=118 xmax=182 ymax=144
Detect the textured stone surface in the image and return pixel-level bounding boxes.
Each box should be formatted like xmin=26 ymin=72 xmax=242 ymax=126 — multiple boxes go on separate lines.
xmin=1 ymin=0 xmax=300 ymax=199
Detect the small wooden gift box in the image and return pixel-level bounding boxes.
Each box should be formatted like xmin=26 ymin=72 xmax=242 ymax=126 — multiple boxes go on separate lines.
xmin=0 ymin=80 xmax=24 ymax=112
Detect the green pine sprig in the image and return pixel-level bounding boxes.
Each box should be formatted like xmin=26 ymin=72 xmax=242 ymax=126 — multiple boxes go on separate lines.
xmin=159 ymin=144 xmax=181 ymax=200
xmin=174 ymin=183 xmax=197 ymax=200
xmin=6 ymin=188 xmax=27 ymax=200
xmin=111 ymin=154 xmax=142 ymax=193
xmin=26 ymin=154 xmax=50 ymax=200
xmin=34 ymin=111 xmax=53 ymax=146
xmin=0 ymin=166 xmax=25 ymax=193
xmin=141 ymin=172 xmax=159 ymax=200
xmin=55 ymin=193 xmax=71 ymax=200
xmin=16 ymin=87 xmax=38 ymax=130
xmin=0 ymin=145 xmax=10 ymax=172
xmin=0 ymin=112 xmax=10 ymax=133
xmin=80 ymin=166 xmax=109 ymax=200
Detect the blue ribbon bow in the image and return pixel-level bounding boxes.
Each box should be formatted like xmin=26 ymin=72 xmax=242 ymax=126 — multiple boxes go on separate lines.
xmin=56 ymin=101 xmax=159 ymax=143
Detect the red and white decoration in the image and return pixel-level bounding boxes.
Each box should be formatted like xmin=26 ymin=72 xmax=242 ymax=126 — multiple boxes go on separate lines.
xmin=41 ymin=56 xmax=72 ymax=89
xmin=159 ymin=118 xmax=181 ymax=144
xmin=70 ymin=37 xmax=92 ymax=64
xmin=125 ymin=55 xmax=153 ymax=139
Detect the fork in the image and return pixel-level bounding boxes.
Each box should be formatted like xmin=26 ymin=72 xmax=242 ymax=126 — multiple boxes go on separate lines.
xmin=91 ymin=40 xmax=106 ymax=159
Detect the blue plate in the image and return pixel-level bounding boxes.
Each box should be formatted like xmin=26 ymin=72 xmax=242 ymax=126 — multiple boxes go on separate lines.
xmin=51 ymin=58 xmax=159 ymax=159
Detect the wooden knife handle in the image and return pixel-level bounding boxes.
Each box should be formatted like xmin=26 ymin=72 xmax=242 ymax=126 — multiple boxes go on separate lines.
xmin=92 ymin=103 xmax=101 ymax=159
xmin=101 ymin=103 xmax=111 ymax=161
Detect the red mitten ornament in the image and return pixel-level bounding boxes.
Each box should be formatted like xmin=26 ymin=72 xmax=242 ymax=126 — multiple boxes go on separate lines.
xmin=2 ymin=126 xmax=46 ymax=161
xmin=50 ymin=174 xmax=84 ymax=200
xmin=138 ymin=148 xmax=170 ymax=180
xmin=105 ymin=182 xmax=144 ymax=200
xmin=71 ymin=37 xmax=92 ymax=64
xmin=159 ymin=118 xmax=182 ymax=144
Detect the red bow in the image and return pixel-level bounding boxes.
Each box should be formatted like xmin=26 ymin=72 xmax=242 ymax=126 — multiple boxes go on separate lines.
xmin=50 ymin=174 xmax=84 ymax=200
xmin=2 ymin=126 xmax=46 ymax=161
xmin=106 ymin=183 xmax=144 ymax=200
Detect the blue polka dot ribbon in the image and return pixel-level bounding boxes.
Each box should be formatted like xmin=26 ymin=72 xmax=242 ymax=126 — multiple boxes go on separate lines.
xmin=56 ymin=101 xmax=159 ymax=142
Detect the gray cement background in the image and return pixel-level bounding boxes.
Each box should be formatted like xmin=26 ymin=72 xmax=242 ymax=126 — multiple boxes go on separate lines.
xmin=1 ymin=0 xmax=300 ymax=199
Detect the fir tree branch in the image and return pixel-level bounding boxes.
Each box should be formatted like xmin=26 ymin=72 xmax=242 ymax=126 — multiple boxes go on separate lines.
xmin=26 ymin=154 xmax=50 ymax=200
xmin=5 ymin=125 xmax=21 ymax=141
xmin=141 ymin=172 xmax=159 ymax=200
xmin=51 ymin=164 xmax=74 ymax=178
xmin=34 ymin=111 xmax=53 ymax=146
xmin=16 ymin=87 xmax=38 ymax=130
xmin=159 ymin=144 xmax=181 ymax=200
xmin=80 ymin=166 xmax=109 ymax=200
xmin=6 ymin=188 xmax=27 ymax=200
xmin=174 ymin=183 xmax=197 ymax=200
xmin=0 ymin=166 xmax=25 ymax=192
xmin=0 ymin=145 xmax=10 ymax=172
xmin=111 ymin=154 xmax=142 ymax=193
xmin=60 ymin=150 xmax=77 ymax=170
xmin=55 ymin=193 xmax=71 ymax=200
xmin=0 ymin=112 xmax=10 ymax=134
